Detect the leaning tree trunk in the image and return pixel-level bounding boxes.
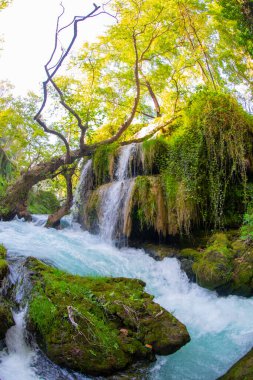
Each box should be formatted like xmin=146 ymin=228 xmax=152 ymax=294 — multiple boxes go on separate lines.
xmin=0 ymin=150 xmax=82 ymax=221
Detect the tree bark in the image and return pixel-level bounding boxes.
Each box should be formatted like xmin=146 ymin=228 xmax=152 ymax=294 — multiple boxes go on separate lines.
xmin=0 ymin=149 xmax=82 ymax=220
xmin=45 ymin=167 xmax=75 ymax=228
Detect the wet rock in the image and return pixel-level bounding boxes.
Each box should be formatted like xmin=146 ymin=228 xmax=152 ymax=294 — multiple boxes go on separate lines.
xmin=25 ymin=257 xmax=190 ymax=377
xmin=0 ymin=300 xmax=14 ymax=340
xmin=218 ymin=348 xmax=253 ymax=379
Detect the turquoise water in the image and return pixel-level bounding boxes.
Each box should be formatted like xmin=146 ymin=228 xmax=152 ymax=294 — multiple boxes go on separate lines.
xmin=0 ymin=217 xmax=252 ymax=380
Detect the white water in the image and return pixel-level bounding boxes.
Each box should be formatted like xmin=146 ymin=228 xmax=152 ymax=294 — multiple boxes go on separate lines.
xmin=0 ymin=218 xmax=253 ymax=379
xmin=115 ymin=143 xmax=137 ymax=180
xmin=99 ymin=144 xmax=137 ymax=241
xmin=72 ymin=160 xmax=93 ymax=221
xmin=0 ymin=310 xmax=37 ymax=380
xmin=99 ymin=180 xmax=135 ymax=241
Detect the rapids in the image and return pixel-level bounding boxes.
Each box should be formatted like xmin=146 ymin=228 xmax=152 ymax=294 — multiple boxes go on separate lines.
xmin=0 ymin=217 xmax=252 ymax=379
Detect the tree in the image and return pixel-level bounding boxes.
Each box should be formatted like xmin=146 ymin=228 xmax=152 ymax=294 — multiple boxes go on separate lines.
xmin=218 ymin=0 xmax=253 ymax=57
xmin=0 ymin=0 xmax=252 ymax=224
xmin=0 ymin=0 xmax=11 ymax=11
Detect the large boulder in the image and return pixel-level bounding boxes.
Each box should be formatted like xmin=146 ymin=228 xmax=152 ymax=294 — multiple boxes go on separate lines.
xmin=26 ymin=257 xmax=190 ymax=376
xmin=178 ymin=233 xmax=253 ymax=296
xmin=192 ymin=233 xmax=235 ymax=291
xmin=218 ymin=348 xmax=253 ymax=379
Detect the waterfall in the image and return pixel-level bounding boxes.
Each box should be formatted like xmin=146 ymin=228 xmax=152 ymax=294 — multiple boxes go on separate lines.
xmin=99 ymin=180 xmax=135 ymax=242
xmin=99 ymin=144 xmax=138 ymax=243
xmin=0 ymin=257 xmax=90 ymax=380
xmin=0 ymin=309 xmax=37 ymax=380
xmin=72 ymin=144 xmax=141 ymax=242
xmin=71 ymin=159 xmax=93 ymax=222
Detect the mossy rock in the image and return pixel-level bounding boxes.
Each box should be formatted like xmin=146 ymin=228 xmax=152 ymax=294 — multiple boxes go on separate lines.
xmin=0 ymin=299 xmax=14 ymax=340
xmin=230 ymin=241 xmax=253 ymax=296
xmin=26 ymin=257 xmax=190 ymax=376
xmin=218 ymin=348 xmax=253 ymax=379
xmin=0 ymin=244 xmax=7 ymax=259
xmin=192 ymin=233 xmax=235 ymax=291
xmin=179 ymin=248 xmax=201 ymax=261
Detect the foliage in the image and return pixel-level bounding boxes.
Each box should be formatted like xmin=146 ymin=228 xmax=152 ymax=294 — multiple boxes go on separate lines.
xmin=0 ymin=0 xmax=11 ymax=11
xmin=160 ymin=89 xmax=252 ymax=232
xmin=28 ymin=190 xmax=60 ymax=215
xmin=0 ymin=82 xmax=55 ymax=172
xmin=240 ymin=213 xmax=253 ymax=242
xmin=218 ymin=0 xmax=253 ymax=57
xmin=92 ymin=143 xmax=118 ymax=185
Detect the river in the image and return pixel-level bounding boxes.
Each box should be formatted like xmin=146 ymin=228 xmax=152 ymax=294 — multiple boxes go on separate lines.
xmin=0 ymin=216 xmax=252 ymax=379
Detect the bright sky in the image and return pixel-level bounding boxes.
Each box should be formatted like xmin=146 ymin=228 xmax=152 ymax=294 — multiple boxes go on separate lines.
xmin=0 ymin=0 xmax=110 ymax=96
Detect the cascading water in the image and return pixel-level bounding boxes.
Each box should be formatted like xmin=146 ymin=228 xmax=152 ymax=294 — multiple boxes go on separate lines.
xmin=0 ymin=309 xmax=37 ymax=380
xmin=0 ymin=217 xmax=253 ymax=379
xmin=74 ymin=143 xmax=145 ymax=241
xmin=72 ymin=159 xmax=93 ymax=222
xmin=98 ymin=144 xmax=138 ymax=242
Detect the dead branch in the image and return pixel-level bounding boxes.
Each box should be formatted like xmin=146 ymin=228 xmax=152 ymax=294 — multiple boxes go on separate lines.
xmin=88 ymin=32 xmax=141 ymax=149
xmin=34 ymin=3 xmax=101 ymax=160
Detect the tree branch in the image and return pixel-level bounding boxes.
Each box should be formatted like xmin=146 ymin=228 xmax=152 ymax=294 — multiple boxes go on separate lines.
xmin=88 ymin=32 xmax=141 ymax=149
xmin=34 ymin=3 xmax=101 ymax=160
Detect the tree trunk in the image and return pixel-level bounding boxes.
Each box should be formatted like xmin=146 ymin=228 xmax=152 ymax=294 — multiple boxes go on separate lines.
xmin=0 ymin=149 xmax=82 ymax=220
xmin=45 ymin=168 xmax=75 ymax=228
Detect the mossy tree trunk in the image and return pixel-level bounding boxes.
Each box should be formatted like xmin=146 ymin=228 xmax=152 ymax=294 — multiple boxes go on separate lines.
xmin=0 ymin=150 xmax=82 ymax=220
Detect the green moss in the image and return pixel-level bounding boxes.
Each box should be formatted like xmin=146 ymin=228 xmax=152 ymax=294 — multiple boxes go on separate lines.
xmin=218 ymin=348 xmax=253 ymax=380
xmin=28 ymin=190 xmax=60 ymax=214
xmin=0 ymin=244 xmax=7 ymax=259
xmin=142 ymin=138 xmax=170 ymax=174
xmin=131 ymin=176 xmax=168 ymax=237
xmin=193 ymin=233 xmax=235 ymax=290
xmin=158 ymin=89 xmax=252 ymax=234
xmin=26 ymin=257 xmax=190 ymax=376
xmin=92 ymin=143 xmax=118 ymax=186
xmin=179 ymin=248 xmax=201 ymax=261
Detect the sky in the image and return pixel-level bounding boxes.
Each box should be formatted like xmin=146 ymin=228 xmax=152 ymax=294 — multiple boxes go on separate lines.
xmin=0 ymin=0 xmax=110 ymax=96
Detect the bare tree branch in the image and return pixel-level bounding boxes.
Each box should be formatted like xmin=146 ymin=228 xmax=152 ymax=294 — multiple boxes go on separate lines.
xmin=89 ymin=32 xmax=141 ymax=149
xmin=34 ymin=3 xmax=101 ymax=161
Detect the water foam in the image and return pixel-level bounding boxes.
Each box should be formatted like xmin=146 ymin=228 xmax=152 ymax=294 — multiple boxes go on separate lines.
xmin=0 ymin=218 xmax=252 ymax=379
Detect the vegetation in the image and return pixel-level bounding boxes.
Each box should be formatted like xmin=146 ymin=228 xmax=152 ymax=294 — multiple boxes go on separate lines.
xmin=28 ymin=190 xmax=60 ymax=214
xmin=0 ymin=0 xmax=252 ymax=225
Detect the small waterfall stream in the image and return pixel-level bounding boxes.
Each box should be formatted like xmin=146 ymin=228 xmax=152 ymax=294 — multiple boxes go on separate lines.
xmin=0 ymin=309 xmax=37 ymax=380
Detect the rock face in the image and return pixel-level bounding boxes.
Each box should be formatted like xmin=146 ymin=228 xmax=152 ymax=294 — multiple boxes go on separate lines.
xmin=218 ymin=348 xmax=253 ymax=379
xmin=26 ymin=257 xmax=190 ymax=376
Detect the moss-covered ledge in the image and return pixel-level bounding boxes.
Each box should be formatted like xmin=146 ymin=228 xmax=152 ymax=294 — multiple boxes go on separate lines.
xmin=218 ymin=348 xmax=253 ymax=380
xmin=25 ymin=257 xmax=190 ymax=376
xmin=176 ymin=232 xmax=253 ymax=297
